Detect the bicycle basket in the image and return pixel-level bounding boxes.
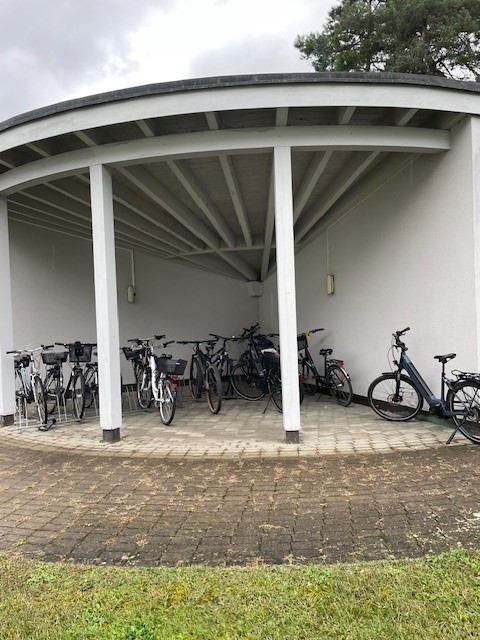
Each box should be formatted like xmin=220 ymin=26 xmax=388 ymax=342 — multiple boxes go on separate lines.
xmin=14 ymin=355 xmax=31 ymax=369
xmin=297 ymin=334 xmax=308 ymax=351
xmin=42 ymin=351 xmax=68 ymax=366
xmin=156 ymin=356 xmax=188 ymax=376
xmin=68 ymin=343 xmax=92 ymax=363
xmin=122 ymin=347 xmax=143 ymax=361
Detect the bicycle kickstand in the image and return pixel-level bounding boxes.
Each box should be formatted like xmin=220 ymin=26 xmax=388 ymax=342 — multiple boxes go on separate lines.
xmin=262 ymin=394 xmax=273 ymax=414
xmin=446 ymin=425 xmax=460 ymax=445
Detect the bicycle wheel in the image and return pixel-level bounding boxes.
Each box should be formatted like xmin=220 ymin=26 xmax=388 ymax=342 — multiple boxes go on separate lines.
xmin=44 ymin=370 xmax=60 ymax=415
xmin=268 ymin=369 xmax=305 ymax=413
xmin=299 ymin=361 xmax=319 ymax=395
xmin=72 ymin=369 xmax=86 ymax=421
xmin=136 ymin=365 xmax=153 ymax=410
xmin=33 ymin=375 xmax=48 ymax=426
xmin=447 ymin=378 xmax=480 ymax=444
xmin=327 ymin=365 xmax=353 ymax=407
xmin=84 ymin=366 xmax=98 ymax=409
xmin=158 ymin=377 xmax=176 ymax=425
xmin=368 ymin=373 xmax=422 ymax=421
xmin=189 ymin=356 xmax=202 ymax=399
xmin=206 ymin=364 xmax=222 ymax=414
xmin=231 ymin=361 xmax=266 ymax=401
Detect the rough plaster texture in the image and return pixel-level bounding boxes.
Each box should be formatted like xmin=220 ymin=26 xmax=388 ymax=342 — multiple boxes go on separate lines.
xmin=261 ymin=118 xmax=477 ymax=397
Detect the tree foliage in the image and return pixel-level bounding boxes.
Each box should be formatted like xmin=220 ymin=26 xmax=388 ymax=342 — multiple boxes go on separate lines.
xmin=295 ymin=0 xmax=480 ymax=80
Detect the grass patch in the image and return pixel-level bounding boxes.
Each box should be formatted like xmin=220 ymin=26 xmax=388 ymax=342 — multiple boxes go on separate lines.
xmin=0 ymin=548 xmax=479 ymax=638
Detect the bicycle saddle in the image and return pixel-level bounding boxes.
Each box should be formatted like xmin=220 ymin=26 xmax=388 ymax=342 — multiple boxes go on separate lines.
xmin=320 ymin=348 xmax=333 ymax=356
xmin=434 ymin=353 xmax=456 ymax=363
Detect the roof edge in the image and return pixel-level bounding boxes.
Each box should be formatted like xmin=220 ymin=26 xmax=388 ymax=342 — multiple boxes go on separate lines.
xmin=1 ymin=72 xmax=480 ymax=134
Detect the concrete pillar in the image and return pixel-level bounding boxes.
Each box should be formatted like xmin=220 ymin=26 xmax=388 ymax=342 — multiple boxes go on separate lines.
xmin=0 ymin=197 xmax=15 ymax=426
xmin=90 ymin=165 xmax=122 ymax=442
xmin=273 ymin=146 xmax=301 ymax=443
xmin=472 ymin=117 xmax=480 ymax=370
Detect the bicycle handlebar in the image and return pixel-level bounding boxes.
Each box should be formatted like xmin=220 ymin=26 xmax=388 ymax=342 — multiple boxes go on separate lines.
xmin=395 ymin=327 xmax=410 ymax=337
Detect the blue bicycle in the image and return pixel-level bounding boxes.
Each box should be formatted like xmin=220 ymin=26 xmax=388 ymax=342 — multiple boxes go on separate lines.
xmin=368 ymin=327 xmax=480 ymax=444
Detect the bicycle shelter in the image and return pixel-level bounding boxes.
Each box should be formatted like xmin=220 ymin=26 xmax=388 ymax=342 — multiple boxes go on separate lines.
xmin=1 ymin=73 xmax=479 ymax=443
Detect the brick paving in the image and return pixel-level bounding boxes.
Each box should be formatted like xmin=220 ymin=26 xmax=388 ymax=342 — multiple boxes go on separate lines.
xmin=0 ymin=436 xmax=479 ymax=566
xmin=2 ymin=395 xmax=464 ymax=458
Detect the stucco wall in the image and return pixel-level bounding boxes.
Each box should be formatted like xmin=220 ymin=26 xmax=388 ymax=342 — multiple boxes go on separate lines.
xmin=9 ymin=222 xmax=259 ymax=383
xmin=260 ymin=117 xmax=477 ymax=397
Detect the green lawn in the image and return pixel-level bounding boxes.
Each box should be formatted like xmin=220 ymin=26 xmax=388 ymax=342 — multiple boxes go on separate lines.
xmin=0 ymin=548 xmax=479 ymax=639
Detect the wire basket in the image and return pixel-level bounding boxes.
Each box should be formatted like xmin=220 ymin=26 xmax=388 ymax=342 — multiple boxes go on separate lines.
xmin=68 ymin=343 xmax=92 ymax=363
xmin=297 ymin=334 xmax=308 ymax=351
xmin=42 ymin=351 xmax=68 ymax=365
xmin=122 ymin=347 xmax=143 ymax=361
xmin=156 ymin=357 xmax=187 ymax=376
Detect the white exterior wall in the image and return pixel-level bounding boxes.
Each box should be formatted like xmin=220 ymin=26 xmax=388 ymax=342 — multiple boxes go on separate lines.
xmin=260 ymin=118 xmax=477 ymax=397
xmin=9 ymin=222 xmax=259 ymax=383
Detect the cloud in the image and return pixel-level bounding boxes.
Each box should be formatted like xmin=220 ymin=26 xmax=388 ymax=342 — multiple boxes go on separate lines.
xmin=0 ymin=0 xmax=170 ymax=120
xmin=189 ymin=33 xmax=314 ymax=78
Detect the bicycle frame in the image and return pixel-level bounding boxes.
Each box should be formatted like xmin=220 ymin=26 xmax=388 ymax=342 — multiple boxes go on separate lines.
xmin=394 ymin=351 xmax=465 ymax=419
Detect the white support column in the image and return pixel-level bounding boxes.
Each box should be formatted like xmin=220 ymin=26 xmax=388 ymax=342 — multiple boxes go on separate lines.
xmin=90 ymin=165 xmax=122 ymax=442
xmin=273 ymin=146 xmax=301 ymax=443
xmin=471 ymin=117 xmax=480 ymax=369
xmin=0 ymin=197 xmax=15 ymax=425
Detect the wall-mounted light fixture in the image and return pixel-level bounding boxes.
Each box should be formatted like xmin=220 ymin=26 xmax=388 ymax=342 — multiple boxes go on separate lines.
xmin=127 ymin=250 xmax=136 ymax=303
xmin=326 ymin=274 xmax=335 ymax=295
xmin=127 ymin=285 xmax=136 ymax=303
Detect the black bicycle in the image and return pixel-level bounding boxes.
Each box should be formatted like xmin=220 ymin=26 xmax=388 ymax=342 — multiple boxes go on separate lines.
xmin=297 ymin=328 xmax=353 ymax=406
xmin=55 ymin=342 xmax=96 ymax=421
xmin=209 ymin=333 xmax=240 ymax=398
xmin=368 ymin=327 xmax=480 ymax=444
xmin=42 ymin=346 xmax=69 ymax=418
xmin=177 ymin=340 xmax=222 ymax=414
xmin=230 ymin=326 xmax=304 ymax=412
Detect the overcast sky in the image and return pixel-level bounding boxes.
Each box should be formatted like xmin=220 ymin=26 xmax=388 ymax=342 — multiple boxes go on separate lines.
xmin=0 ymin=0 xmax=336 ymax=122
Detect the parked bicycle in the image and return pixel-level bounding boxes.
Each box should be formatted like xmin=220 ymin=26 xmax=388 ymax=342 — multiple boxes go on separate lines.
xmin=209 ymin=333 xmax=239 ymax=398
xmin=297 ymin=328 xmax=353 ymax=406
xmin=7 ymin=347 xmax=48 ymax=428
xmin=368 ymin=327 xmax=480 ymax=444
xmin=42 ymin=346 xmax=69 ymax=418
xmin=230 ymin=326 xmax=304 ymax=412
xmin=84 ymin=349 xmax=99 ymax=412
xmin=177 ymin=339 xmax=222 ymax=414
xmin=55 ymin=342 xmax=96 ymax=421
xmin=129 ymin=336 xmax=185 ymax=425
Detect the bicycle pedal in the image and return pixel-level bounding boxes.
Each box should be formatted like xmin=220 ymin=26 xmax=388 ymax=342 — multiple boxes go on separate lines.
xmin=428 ymin=405 xmax=444 ymax=417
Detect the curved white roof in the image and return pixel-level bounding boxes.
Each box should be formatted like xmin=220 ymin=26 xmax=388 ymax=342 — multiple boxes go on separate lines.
xmin=0 ymin=73 xmax=475 ymax=281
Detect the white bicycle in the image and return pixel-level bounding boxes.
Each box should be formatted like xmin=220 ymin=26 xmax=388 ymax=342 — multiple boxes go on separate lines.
xmin=132 ymin=336 xmax=186 ymax=425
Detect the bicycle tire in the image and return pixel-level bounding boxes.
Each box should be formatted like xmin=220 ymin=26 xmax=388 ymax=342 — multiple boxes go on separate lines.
xmin=84 ymin=366 xmax=98 ymax=409
xmin=268 ymin=369 xmax=305 ymax=413
xmin=447 ymin=378 xmax=480 ymax=444
xmin=158 ymin=377 xmax=176 ymax=425
xmin=33 ymin=375 xmax=48 ymax=426
xmin=136 ymin=365 xmax=153 ymax=410
xmin=300 ymin=360 xmax=320 ymax=395
xmin=368 ymin=373 xmax=422 ymax=421
xmin=327 ymin=365 xmax=353 ymax=407
xmin=189 ymin=356 xmax=202 ymax=399
xmin=44 ymin=370 xmax=60 ymax=415
xmin=231 ymin=362 xmax=266 ymax=401
xmin=206 ymin=364 xmax=222 ymax=414
xmin=72 ymin=369 xmax=86 ymax=421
